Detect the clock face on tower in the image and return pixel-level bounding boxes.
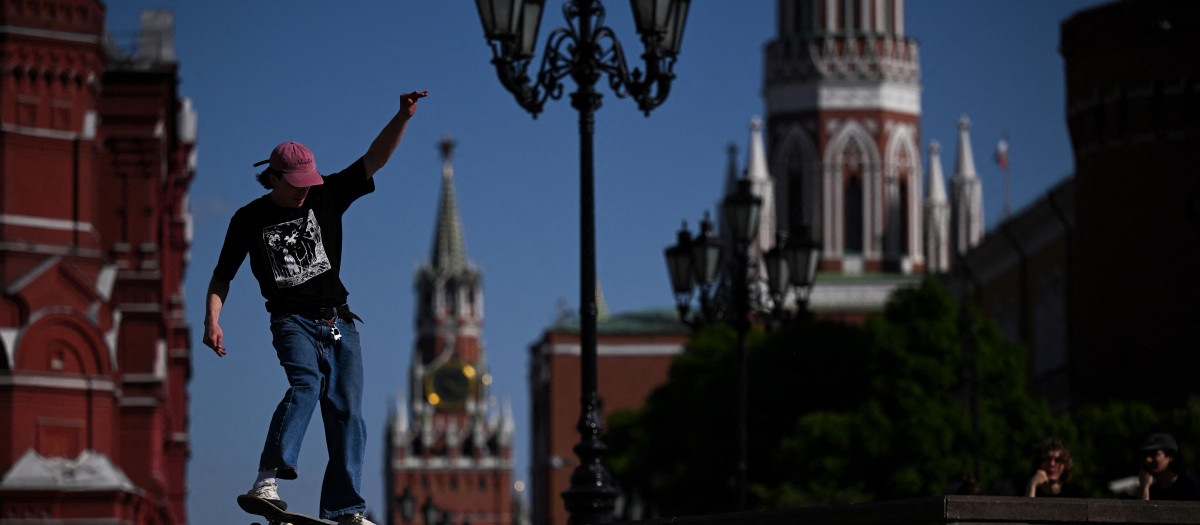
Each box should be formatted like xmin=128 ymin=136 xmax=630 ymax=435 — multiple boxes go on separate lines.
xmin=424 ymin=360 xmax=476 ymax=412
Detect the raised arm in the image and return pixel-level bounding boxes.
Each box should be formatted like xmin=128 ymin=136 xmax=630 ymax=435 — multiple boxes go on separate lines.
xmin=363 ymin=90 xmax=429 ymax=179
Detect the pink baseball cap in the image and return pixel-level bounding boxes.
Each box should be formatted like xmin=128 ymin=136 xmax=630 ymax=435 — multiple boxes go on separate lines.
xmin=253 ymin=141 xmax=324 ymax=187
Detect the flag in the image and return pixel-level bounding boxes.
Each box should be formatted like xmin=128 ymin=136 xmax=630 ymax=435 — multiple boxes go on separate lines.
xmin=994 ymin=138 xmax=1009 ymax=170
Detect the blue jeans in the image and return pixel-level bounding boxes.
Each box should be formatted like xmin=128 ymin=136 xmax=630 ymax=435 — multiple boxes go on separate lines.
xmin=261 ymin=313 xmax=366 ymax=520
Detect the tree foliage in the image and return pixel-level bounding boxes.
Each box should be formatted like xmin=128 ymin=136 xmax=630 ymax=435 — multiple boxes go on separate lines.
xmin=605 ymin=278 xmax=1061 ymax=516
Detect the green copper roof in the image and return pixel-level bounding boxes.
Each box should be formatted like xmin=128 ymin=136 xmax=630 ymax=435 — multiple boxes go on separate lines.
xmin=552 ymin=308 xmax=690 ymax=336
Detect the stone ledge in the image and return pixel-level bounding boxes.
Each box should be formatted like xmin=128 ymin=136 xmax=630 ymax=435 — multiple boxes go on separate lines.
xmin=635 ymin=496 xmax=1200 ymax=525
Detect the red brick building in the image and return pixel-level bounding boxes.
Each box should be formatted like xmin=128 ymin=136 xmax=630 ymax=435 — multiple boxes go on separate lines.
xmin=0 ymin=3 xmax=195 ymax=523
xmin=528 ymin=311 xmax=689 ymax=525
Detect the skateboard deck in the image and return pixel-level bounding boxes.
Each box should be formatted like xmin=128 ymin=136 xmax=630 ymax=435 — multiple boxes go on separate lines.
xmin=238 ymin=494 xmax=334 ymax=525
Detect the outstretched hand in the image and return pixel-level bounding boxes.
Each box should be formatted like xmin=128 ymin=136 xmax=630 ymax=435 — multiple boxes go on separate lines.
xmin=401 ymin=90 xmax=429 ymax=118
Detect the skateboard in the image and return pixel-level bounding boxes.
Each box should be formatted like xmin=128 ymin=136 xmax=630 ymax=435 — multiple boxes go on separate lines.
xmin=238 ymin=494 xmax=335 ymax=525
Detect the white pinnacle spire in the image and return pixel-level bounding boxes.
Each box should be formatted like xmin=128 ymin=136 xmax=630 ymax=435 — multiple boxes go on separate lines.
xmin=391 ymin=394 xmax=411 ymax=447
xmin=924 ymin=141 xmax=951 ymax=273
xmin=499 ymin=395 xmax=515 ymax=447
xmin=950 ymin=115 xmax=985 ymax=256
xmin=746 ymin=117 xmax=776 ymax=258
xmin=954 ymin=115 xmax=979 ymax=182
xmin=928 ymin=141 xmax=947 ymax=204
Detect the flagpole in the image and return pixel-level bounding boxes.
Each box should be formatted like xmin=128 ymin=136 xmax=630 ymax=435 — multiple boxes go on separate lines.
xmin=1003 ymin=164 xmax=1011 ymax=220
xmin=996 ymin=132 xmax=1011 ymax=220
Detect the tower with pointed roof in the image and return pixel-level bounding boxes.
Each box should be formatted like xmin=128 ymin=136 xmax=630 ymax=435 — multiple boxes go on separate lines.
xmin=763 ymin=0 xmax=924 ymax=277
xmin=950 ymin=115 xmax=984 ymax=257
xmin=386 ymin=136 xmax=515 ymax=525
xmin=924 ymin=140 xmax=951 ymax=273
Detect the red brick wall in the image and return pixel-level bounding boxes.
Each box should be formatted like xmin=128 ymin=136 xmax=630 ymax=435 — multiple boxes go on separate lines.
xmin=535 ymin=330 xmax=686 ymax=525
xmin=0 ymin=3 xmax=194 ymax=523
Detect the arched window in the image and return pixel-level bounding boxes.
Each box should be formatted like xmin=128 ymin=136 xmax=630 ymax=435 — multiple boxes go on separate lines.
xmin=787 ymin=149 xmax=806 ymax=234
xmin=845 ymin=176 xmax=863 ymax=253
xmin=842 ymin=139 xmax=865 ymax=254
xmin=899 ymin=181 xmax=909 ymax=252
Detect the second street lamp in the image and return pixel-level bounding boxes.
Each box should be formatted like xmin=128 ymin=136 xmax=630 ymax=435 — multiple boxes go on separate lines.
xmin=398 ymin=487 xmax=416 ymax=523
xmin=722 ymin=179 xmax=760 ymax=512
xmin=665 ymin=179 xmax=822 ymax=512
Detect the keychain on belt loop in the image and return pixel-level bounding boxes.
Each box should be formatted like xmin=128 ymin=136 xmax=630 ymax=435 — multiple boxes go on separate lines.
xmin=328 ymin=319 xmax=341 ymax=342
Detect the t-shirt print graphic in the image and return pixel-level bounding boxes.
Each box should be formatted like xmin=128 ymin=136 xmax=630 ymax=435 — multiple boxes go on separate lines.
xmin=262 ymin=209 xmax=331 ymax=288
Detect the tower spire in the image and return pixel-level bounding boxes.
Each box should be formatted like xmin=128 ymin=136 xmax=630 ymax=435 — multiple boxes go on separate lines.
xmin=950 ymin=115 xmax=985 ymax=257
xmin=431 ymin=135 xmax=468 ymax=274
xmin=954 ymin=115 xmax=979 ymax=182
xmin=924 ymin=140 xmax=950 ymax=273
xmin=746 ymin=117 xmax=776 ymax=259
xmin=393 ymin=133 xmax=512 ymax=525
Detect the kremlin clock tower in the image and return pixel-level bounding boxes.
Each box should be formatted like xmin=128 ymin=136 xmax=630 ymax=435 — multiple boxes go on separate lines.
xmin=385 ymin=137 xmax=515 ymax=525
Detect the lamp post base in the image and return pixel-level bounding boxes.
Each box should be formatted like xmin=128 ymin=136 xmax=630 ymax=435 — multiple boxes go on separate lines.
xmin=562 ymin=392 xmax=619 ymax=525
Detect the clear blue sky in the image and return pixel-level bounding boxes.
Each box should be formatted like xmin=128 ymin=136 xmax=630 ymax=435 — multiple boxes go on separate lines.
xmin=98 ymin=1 xmax=1107 ymax=523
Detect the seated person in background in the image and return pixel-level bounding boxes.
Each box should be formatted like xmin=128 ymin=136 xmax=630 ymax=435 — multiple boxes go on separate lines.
xmin=1139 ymin=432 xmax=1200 ymax=501
xmin=1026 ymin=437 xmax=1086 ymax=497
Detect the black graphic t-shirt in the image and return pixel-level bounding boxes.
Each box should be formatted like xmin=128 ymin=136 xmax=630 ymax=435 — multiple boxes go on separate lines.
xmin=212 ymin=158 xmax=374 ymax=314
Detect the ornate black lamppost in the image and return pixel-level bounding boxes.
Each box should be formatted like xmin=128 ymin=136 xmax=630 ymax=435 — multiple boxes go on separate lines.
xmin=664 ymin=179 xmax=821 ymax=510
xmin=475 ymin=1 xmax=690 ymax=523
xmin=721 ymin=178 xmax=759 ymax=511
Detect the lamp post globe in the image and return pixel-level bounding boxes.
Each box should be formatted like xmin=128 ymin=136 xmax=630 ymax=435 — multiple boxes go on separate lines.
xmin=690 ymin=213 xmax=722 ymax=289
xmin=422 ymin=496 xmax=438 ymax=525
xmin=764 ymin=232 xmax=790 ymax=310
xmin=399 ymin=487 xmax=416 ymax=523
xmin=664 ymin=212 xmax=724 ymax=327
xmin=782 ymin=224 xmax=820 ymax=299
xmin=664 ymin=222 xmax=695 ymax=318
xmin=474 ymin=0 xmax=545 ymax=59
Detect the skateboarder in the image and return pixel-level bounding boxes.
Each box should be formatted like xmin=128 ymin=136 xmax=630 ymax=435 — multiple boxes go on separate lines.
xmin=204 ymin=90 xmax=428 ymax=525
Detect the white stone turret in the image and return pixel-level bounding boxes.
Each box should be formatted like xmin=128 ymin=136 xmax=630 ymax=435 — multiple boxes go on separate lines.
xmin=924 ymin=141 xmax=951 ymax=273
xmin=950 ymin=115 xmax=984 ymax=257
xmin=420 ymin=408 xmax=435 ymax=450
xmin=498 ymin=397 xmax=515 ymax=447
xmin=471 ymin=407 xmax=489 ymax=457
xmin=391 ymin=394 xmax=412 ymax=449
xmin=746 ymin=117 xmax=776 ymax=260
xmin=445 ymin=417 xmax=461 ymax=452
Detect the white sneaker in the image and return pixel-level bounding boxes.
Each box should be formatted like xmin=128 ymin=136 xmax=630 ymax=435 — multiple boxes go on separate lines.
xmin=246 ymin=479 xmax=287 ymax=510
xmin=337 ymin=513 xmax=376 ymax=525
